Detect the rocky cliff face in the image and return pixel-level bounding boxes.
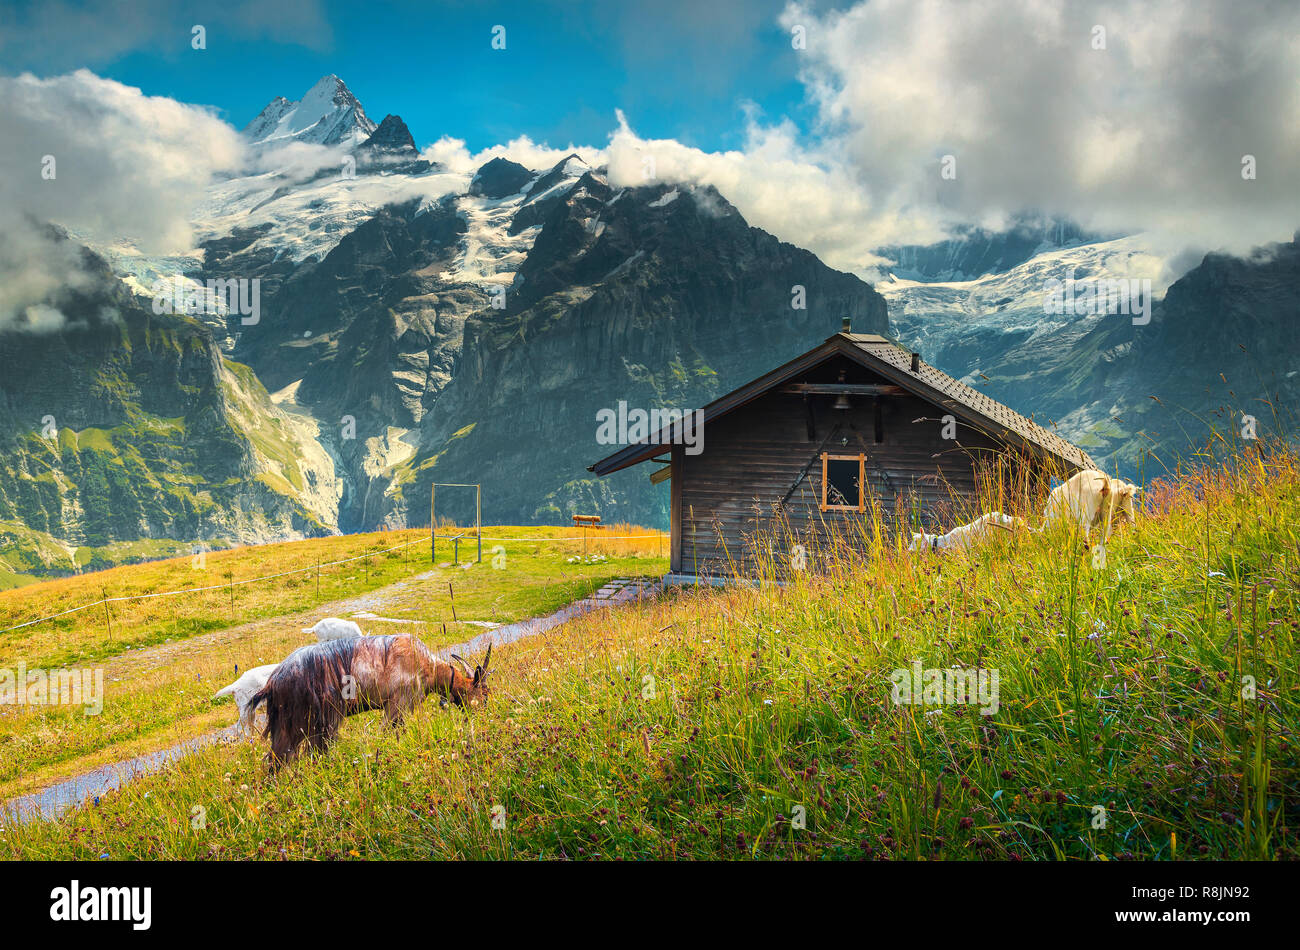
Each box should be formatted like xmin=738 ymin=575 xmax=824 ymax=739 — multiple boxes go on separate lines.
xmin=224 ymin=194 xmax=489 ymax=530
xmin=357 ymin=115 xmax=434 ymax=174
xmin=1035 ymin=234 xmax=1300 ymax=473
xmin=0 ymin=232 xmax=339 ymax=583
xmin=392 ymin=172 xmax=888 ymax=527
xmin=469 ymin=158 xmax=532 ymax=198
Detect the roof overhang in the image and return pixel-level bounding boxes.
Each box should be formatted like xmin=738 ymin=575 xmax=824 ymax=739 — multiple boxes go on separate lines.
xmin=587 ymin=332 xmax=1093 ymax=476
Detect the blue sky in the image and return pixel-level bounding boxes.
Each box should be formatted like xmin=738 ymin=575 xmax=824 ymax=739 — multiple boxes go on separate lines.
xmin=3 ymin=0 xmax=1292 ymax=265
xmin=0 ymin=0 xmax=817 ymax=152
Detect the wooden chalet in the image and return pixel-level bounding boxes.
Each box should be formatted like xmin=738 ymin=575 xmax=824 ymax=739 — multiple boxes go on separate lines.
xmin=588 ymin=319 xmax=1096 ymax=579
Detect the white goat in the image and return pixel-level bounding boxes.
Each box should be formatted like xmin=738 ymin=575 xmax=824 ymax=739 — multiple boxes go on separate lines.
xmin=1041 ymin=469 xmax=1140 ymax=545
xmin=303 ymin=617 xmax=366 ymax=641
xmin=211 ymin=664 xmax=280 ymax=735
xmin=909 ymin=511 xmax=1025 ymax=553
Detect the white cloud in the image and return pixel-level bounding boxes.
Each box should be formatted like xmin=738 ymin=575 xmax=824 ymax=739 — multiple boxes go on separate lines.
xmin=778 ymin=0 xmax=1300 ymax=259
xmin=605 ymin=109 xmax=905 ymax=275
xmin=248 ymin=138 xmax=346 ymax=179
xmin=530 ymin=0 xmax=1299 ymax=279
xmin=0 ymin=70 xmax=247 ymax=252
xmin=420 ymin=123 xmax=907 ymax=277
xmin=421 ymin=135 xmax=610 ymax=178
xmin=511 ymin=0 xmax=1299 ymax=280
xmin=0 ymin=70 xmax=248 ymax=330
xmin=0 ymin=218 xmax=99 ymax=333
xmin=426 ymin=0 xmax=1300 ymax=281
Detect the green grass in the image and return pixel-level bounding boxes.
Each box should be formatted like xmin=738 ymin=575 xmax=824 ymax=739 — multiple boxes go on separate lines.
xmin=0 ymin=524 xmax=666 ymax=802
xmin=3 ymin=448 xmax=1296 ymax=860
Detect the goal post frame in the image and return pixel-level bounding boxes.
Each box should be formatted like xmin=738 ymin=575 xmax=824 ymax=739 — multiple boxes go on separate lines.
xmin=430 ymin=482 xmax=482 ymax=563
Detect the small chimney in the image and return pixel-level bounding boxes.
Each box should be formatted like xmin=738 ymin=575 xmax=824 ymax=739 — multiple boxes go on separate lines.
xmin=910 ymin=351 xmax=921 ymax=372
xmin=841 ymin=316 xmax=852 ymax=333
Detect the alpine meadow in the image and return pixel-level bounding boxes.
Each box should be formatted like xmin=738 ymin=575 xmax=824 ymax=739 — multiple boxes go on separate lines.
xmin=0 ymin=0 xmax=1296 ymax=932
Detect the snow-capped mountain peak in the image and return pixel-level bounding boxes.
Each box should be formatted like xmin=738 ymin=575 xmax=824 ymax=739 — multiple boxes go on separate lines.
xmin=243 ymin=75 xmax=377 ymax=148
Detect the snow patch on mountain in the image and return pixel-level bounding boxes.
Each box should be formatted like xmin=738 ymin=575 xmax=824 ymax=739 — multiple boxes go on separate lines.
xmin=86 ymin=237 xmax=242 ymax=345
xmin=523 ymin=154 xmax=591 ymax=206
xmin=881 ymin=235 xmax=1172 ymax=365
xmin=222 ymin=363 xmax=343 ymax=530
xmin=446 ymin=191 xmax=543 ymax=289
xmin=91 ymin=240 xmax=205 ymax=296
xmin=362 ymin=426 xmax=419 ymax=479
xmin=193 ymin=166 xmax=467 ymax=264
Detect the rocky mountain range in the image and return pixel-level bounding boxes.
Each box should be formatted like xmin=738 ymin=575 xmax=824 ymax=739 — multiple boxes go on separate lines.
xmin=876 ymin=214 xmax=1115 ymax=283
xmin=878 ymin=230 xmax=1298 ymax=471
xmin=1 ymin=75 xmax=1294 ymax=585
xmin=1033 ymin=234 xmax=1300 ymax=470
xmin=204 ymin=140 xmax=887 ymax=532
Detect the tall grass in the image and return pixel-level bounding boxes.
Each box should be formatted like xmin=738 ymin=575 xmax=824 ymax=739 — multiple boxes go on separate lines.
xmin=3 ymin=445 xmax=1296 ymax=860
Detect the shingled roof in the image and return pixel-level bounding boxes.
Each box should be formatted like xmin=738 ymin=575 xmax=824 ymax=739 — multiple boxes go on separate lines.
xmin=589 ymin=330 xmax=1096 ymax=475
xmin=841 ymin=333 xmax=1096 ymax=470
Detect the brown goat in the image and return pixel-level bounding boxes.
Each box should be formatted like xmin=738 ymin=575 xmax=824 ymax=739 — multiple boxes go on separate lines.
xmin=251 ymin=634 xmax=491 ymax=770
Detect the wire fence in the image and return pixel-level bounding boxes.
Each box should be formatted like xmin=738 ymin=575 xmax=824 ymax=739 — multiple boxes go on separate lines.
xmin=0 ymin=535 xmax=427 ymax=634
xmin=471 ymin=534 xmax=666 ymax=541
xmin=0 ymin=530 xmax=669 ymax=635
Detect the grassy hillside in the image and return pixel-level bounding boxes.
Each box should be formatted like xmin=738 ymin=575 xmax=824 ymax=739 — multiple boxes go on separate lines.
xmin=0 ymin=524 xmax=666 ymax=803
xmin=3 ymin=447 xmax=1296 ymax=860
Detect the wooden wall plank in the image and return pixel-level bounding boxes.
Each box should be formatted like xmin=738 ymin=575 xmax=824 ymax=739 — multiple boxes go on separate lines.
xmin=675 ymin=356 xmax=1039 ymax=575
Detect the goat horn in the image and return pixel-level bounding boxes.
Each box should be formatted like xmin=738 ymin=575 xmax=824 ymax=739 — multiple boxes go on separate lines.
xmin=482 ymin=643 xmax=492 ymax=674
xmin=449 ymin=653 xmax=473 ymax=676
